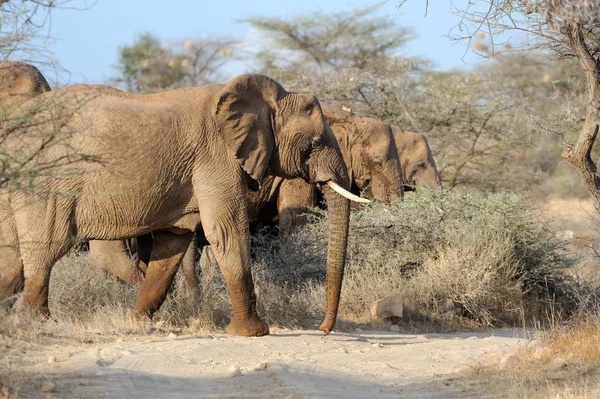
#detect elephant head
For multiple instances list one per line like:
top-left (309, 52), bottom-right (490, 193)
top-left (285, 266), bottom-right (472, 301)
top-left (0, 61), bottom-right (51, 119)
top-left (321, 104), bottom-right (403, 202)
top-left (390, 125), bottom-right (442, 191)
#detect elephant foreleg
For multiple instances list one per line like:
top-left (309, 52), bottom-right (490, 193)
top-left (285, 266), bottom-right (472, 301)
top-left (198, 201), bottom-right (269, 336)
top-left (133, 231), bottom-right (193, 318)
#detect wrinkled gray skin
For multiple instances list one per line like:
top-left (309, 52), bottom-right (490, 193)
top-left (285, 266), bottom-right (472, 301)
top-left (0, 61), bottom-right (51, 302)
top-left (390, 125), bottom-right (442, 191)
top-left (88, 104), bottom-right (404, 298)
top-left (2, 74), bottom-right (351, 337)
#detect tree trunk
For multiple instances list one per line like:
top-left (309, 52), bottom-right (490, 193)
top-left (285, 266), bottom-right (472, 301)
top-left (562, 105), bottom-right (600, 212)
top-left (562, 23), bottom-right (600, 214)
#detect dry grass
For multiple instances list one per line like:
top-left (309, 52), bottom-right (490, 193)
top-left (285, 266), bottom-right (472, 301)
top-left (0, 252), bottom-right (230, 343)
top-left (455, 314), bottom-right (600, 398)
top-left (519, 314), bottom-right (600, 367)
top-left (1, 189), bottom-right (598, 341)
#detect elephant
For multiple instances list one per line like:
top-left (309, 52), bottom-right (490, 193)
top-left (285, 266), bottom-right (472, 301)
top-left (2, 73), bottom-right (360, 337)
top-left (321, 104), bottom-right (403, 202)
top-left (82, 103), bottom-right (402, 293)
top-left (101, 120), bottom-right (437, 298)
top-left (240, 104), bottom-right (403, 232)
top-left (0, 61), bottom-right (51, 302)
top-left (390, 125), bottom-right (442, 190)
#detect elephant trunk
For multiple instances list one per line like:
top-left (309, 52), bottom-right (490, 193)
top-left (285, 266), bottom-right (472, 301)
top-left (370, 160), bottom-right (403, 202)
top-left (416, 167), bottom-right (442, 190)
top-left (319, 182), bottom-right (350, 336)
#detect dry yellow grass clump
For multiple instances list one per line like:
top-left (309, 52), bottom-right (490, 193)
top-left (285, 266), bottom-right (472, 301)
top-left (457, 314), bottom-right (600, 398)
top-left (526, 314), bottom-right (600, 365)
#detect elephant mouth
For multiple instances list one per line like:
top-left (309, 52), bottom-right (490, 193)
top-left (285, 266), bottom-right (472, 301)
top-left (403, 183), bottom-right (416, 192)
top-left (354, 178), bottom-right (370, 192)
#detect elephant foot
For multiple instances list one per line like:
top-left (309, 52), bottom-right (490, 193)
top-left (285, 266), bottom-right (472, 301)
top-left (227, 314), bottom-right (270, 337)
top-left (319, 317), bottom-right (336, 336)
top-left (17, 300), bottom-right (50, 318)
top-left (133, 307), bottom-right (153, 321)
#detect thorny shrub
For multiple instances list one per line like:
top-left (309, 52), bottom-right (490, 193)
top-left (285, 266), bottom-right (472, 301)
top-left (252, 189), bottom-right (591, 329)
top-left (2, 190), bottom-right (597, 335)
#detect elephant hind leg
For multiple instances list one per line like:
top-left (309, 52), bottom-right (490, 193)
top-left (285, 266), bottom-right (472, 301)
top-left (13, 200), bottom-right (75, 316)
top-left (181, 235), bottom-right (200, 301)
top-left (134, 231), bottom-right (193, 318)
top-left (20, 243), bottom-right (71, 315)
top-left (0, 219), bottom-right (24, 301)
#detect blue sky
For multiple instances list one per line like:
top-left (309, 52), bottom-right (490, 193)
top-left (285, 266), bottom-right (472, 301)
top-left (41, 0), bottom-right (484, 86)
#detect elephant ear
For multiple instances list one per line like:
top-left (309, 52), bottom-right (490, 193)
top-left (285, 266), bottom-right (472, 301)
top-left (215, 74), bottom-right (284, 189)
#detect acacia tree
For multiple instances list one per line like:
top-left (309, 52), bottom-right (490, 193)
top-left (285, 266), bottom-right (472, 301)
top-left (243, 5), bottom-right (425, 124)
top-left (112, 33), bottom-right (237, 93)
top-left (243, 5), bottom-right (415, 76)
top-left (401, 1), bottom-right (600, 208)
top-left (245, 6), bottom-right (565, 191)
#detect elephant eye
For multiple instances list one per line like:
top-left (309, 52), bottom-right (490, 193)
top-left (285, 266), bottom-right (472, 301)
top-left (408, 168), bottom-right (418, 181)
top-left (311, 136), bottom-right (322, 147)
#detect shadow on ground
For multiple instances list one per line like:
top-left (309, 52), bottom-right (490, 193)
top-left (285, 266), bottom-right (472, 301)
top-left (2, 363), bottom-right (467, 399)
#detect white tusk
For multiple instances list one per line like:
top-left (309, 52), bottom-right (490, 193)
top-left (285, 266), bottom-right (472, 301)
top-left (326, 181), bottom-right (371, 203)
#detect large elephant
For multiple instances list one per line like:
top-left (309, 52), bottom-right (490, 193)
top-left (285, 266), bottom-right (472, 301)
top-left (85, 104), bottom-right (402, 291)
top-left (2, 74), bottom-right (357, 336)
top-left (0, 61), bottom-right (51, 301)
top-left (390, 125), bottom-right (442, 190)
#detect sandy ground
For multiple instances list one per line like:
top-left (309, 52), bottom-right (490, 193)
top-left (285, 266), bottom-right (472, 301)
top-left (540, 198), bottom-right (598, 235)
top-left (1, 328), bottom-right (530, 399)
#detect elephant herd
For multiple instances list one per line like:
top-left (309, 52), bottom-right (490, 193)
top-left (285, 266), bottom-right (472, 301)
top-left (0, 60), bottom-right (441, 337)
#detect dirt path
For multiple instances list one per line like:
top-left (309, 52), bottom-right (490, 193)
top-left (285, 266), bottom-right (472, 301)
top-left (1, 328), bottom-right (531, 398)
